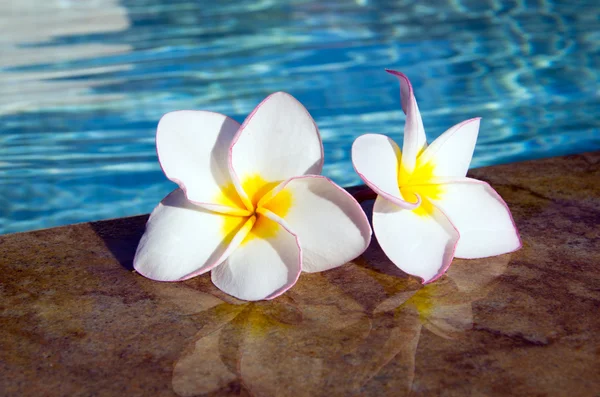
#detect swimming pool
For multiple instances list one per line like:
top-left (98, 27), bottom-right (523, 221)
top-left (1, 0), bottom-right (598, 235)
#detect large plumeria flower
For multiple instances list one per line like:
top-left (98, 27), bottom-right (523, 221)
top-left (352, 70), bottom-right (521, 283)
top-left (134, 92), bottom-right (372, 301)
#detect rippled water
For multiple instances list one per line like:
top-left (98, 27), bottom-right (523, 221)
top-left (1, 0), bottom-right (598, 234)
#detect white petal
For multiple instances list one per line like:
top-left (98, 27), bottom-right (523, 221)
top-left (430, 180), bottom-right (521, 258)
top-left (352, 134), bottom-right (419, 209)
top-left (157, 110), bottom-right (248, 214)
top-left (133, 189), bottom-right (250, 281)
top-left (262, 175), bottom-right (372, 273)
top-left (386, 70), bottom-right (427, 174)
top-left (229, 92), bottom-right (323, 205)
top-left (418, 118), bottom-right (481, 178)
top-left (372, 196), bottom-right (459, 283)
top-left (211, 214), bottom-right (301, 301)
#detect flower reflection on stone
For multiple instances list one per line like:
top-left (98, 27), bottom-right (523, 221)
top-left (150, 248), bottom-right (511, 396)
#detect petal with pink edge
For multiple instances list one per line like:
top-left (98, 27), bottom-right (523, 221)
top-left (229, 92), bottom-right (323, 203)
top-left (372, 195), bottom-right (459, 283)
top-left (157, 110), bottom-right (246, 214)
top-left (133, 189), bottom-right (249, 281)
top-left (263, 175), bottom-right (372, 273)
top-left (211, 214), bottom-right (301, 301)
top-left (429, 179), bottom-right (521, 258)
top-left (386, 70), bottom-right (427, 174)
top-left (352, 134), bottom-right (420, 209)
top-left (418, 118), bottom-right (481, 178)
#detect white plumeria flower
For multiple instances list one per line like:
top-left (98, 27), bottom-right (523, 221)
top-left (352, 70), bottom-right (521, 283)
top-left (134, 92), bottom-right (372, 301)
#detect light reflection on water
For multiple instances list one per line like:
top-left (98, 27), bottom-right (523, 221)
top-left (1, 0), bottom-right (599, 234)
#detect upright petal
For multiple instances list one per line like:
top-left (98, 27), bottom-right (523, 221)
top-left (211, 214), bottom-right (302, 301)
top-left (229, 92), bottom-right (324, 206)
top-left (133, 189), bottom-right (250, 281)
top-left (157, 111), bottom-right (248, 214)
top-left (352, 134), bottom-right (420, 209)
top-left (261, 175), bottom-right (372, 273)
top-left (429, 179), bottom-right (521, 258)
top-left (373, 196), bottom-right (459, 284)
top-left (417, 118), bottom-right (481, 178)
top-left (386, 70), bottom-right (427, 174)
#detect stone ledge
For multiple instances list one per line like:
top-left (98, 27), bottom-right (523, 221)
top-left (1, 152), bottom-right (599, 396)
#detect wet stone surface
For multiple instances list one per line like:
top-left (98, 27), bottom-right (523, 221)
top-left (1, 153), bottom-right (599, 396)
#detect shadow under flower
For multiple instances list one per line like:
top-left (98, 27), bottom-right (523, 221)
top-left (89, 214), bottom-right (149, 271)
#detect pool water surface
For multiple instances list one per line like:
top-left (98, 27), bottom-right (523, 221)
top-left (1, 0), bottom-right (598, 234)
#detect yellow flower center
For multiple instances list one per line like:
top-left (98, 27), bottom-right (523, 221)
top-left (398, 153), bottom-right (444, 217)
top-left (214, 174), bottom-right (293, 245)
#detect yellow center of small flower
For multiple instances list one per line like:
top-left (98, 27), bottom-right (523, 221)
top-left (398, 154), bottom-right (444, 217)
top-left (215, 174), bottom-right (293, 245)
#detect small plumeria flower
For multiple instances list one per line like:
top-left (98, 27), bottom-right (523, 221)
top-left (134, 92), bottom-right (372, 301)
top-left (352, 70), bottom-right (521, 283)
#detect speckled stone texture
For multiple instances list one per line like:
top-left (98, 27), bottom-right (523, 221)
top-left (1, 153), bottom-right (599, 397)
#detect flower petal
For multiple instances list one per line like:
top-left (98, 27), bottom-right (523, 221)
top-left (418, 118), bottom-right (481, 178)
top-left (133, 189), bottom-right (251, 281)
top-left (372, 195), bottom-right (459, 283)
top-left (261, 175), bottom-right (372, 273)
top-left (211, 213), bottom-right (301, 301)
top-left (229, 92), bottom-right (324, 206)
top-left (429, 179), bottom-right (521, 258)
top-left (386, 70), bottom-right (427, 174)
top-left (352, 134), bottom-right (420, 209)
top-left (157, 110), bottom-right (249, 214)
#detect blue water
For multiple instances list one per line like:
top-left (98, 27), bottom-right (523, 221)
top-left (1, 0), bottom-right (598, 235)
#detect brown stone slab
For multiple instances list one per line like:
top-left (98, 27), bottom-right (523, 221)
top-left (1, 152), bottom-right (599, 396)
